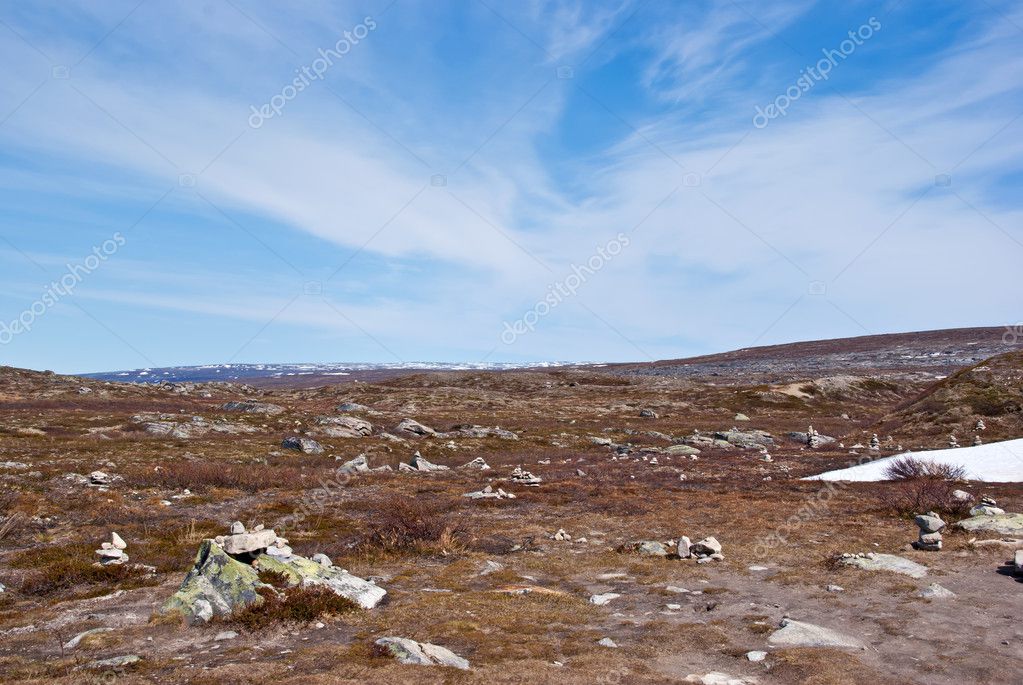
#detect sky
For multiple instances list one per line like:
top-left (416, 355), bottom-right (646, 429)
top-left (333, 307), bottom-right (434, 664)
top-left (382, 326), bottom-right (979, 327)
top-left (0, 0), bottom-right (1021, 374)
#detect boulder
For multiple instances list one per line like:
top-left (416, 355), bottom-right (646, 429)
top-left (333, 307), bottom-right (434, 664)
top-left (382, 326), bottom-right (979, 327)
top-left (316, 415), bottom-right (373, 437)
top-left (254, 553), bottom-right (386, 609)
top-left (918, 583), bottom-right (956, 599)
top-left (639, 409), bottom-right (658, 418)
top-left (450, 425), bottom-right (518, 440)
top-left (337, 454), bottom-right (371, 475)
top-left (915, 513), bottom-right (946, 534)
top-left (1014, 549), bottom-right (1023, 575)
top-left (664, 444), bottom-right (701, 456)
top-left (221, 529), bottom-right (278, 556)
top-left (634, 541), bottom-right (667, 557)
top-left (589, 592), bottom-right (621, 606)
top-left (767, 618), bottom-right (865, 650)
top-left (160, 540), bottom-right (266, 624)
top-left (337, 402), bottom-right (371, 413)
top-left (374, 637), bottom-right (469, 670)
top-left (675, 536), bottom-right (692, 559)
top-left (408, 452), bottom-right (449, 472)
top-left (396, 418), bottom-right (436, 437)
top-left (281, 436), bottom-right (323, 454)
top-left (221, 401), bottom-right (284, 415)
top-left (839, 553), bottom-right (928, 578)
top-left (691, 536), bottom-right (722, 556)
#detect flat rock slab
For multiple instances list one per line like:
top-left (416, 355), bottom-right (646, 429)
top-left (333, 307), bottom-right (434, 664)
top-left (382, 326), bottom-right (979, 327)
top-left (840, 553), bottom-right (928, 578)
top-left (768, 619), bottom-right (866, 650)
top-left (958, 513), bottom-right (1023, 536)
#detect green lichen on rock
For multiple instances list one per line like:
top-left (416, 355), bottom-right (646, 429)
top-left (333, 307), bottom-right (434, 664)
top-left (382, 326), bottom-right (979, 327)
top-left (255, 553), bottom-right (387, 609)
top-left (160, 540), bottom-right (267, 623)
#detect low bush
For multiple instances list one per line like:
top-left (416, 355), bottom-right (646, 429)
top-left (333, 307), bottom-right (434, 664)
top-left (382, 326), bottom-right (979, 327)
top-left (877, 457), bottom-right (970, 517)
top-left (227, 584), bottom-right (358, 631)
top-left (364, 494), bottom-right (468, 553)
top-left (882, 456), bottom-right (965, 481)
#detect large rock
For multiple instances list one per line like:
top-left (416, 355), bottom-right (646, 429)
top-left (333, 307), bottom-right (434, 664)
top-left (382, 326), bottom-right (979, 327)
top-left (915, 513), bottom-right (946, 534)
top-left (254, 553), bottom-right (386, 609)
top-left (222, 401), bottom-right (284, 415)
top-left (396, 418), bottom-right (436, 437)
top-left (316, 416), bottom-right (373, 438)
top-left (715, 429), bottom-right (774, 449)
top-left (839, 553), bottom-right (928, 578)
top-left (282, 436), bottom-right (324, 454)
top-left (160, 540), bottom-right (266, 624)
top-left (337, 454), bottom-right (371, 474)
top-left (460, 456), bottom-right (492, 470)
top-left (408, 452), bottom-right (449, 472)
top-left (375, 637), bottom-right (469, 670)
top-left (160, 538), bottom-right (387, 624)
top-left (221, 529), bottom-right (278, 555)
top-left (450, 425), bottom-right (518, 440)
top-left (664, 444), bottom-right (702, 456)
top-left (768, 618), bottom-right (866, 650)
top-left (958, 513), bottom-right (1023, 536)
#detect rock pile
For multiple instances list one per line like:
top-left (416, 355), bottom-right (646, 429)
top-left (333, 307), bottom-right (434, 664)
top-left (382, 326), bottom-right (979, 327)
top-left (509, 465), bottom-right (542, 486)
top-left (948, 434), bottom-right (959, 448)
top-left (161, 522), bottom-right (386, 624)
top-left (95, 532), bottom-right (128, 566)
top-left (463, 485), bottom-right (515, 500)
top-left (913, 512), bottom-right (945, 551)
top-left (971, 496), bottom-right (1004, 516)
top-left (451, 425), bottom-right (518, 440)
top-left (870, 434), bottom-right (880, 450)
top-left (89, 470), bottom-right (114, 487)
top-left (461, 456), bottom-right (491, 470)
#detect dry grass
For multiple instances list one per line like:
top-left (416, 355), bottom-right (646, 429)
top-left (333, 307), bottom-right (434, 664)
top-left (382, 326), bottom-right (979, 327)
top-left (226, 584), bottom-right (359, 631)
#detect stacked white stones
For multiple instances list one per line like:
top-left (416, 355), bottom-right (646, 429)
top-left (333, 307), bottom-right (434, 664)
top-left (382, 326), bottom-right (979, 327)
top-left (869, 434), bottom-right (881, 451)
top-left (973, 435), bottom-right (983, 446)
top-left (215, 522), bottom-right (291, 558)
top-left (948, 434), bottom-right (959, 448)
top-left (975, 419), bottom-right (986, 431)
top-left (912, 512), bottom-right (945, 551)
top-left (970, 496), bottom-right (1004, 516)
top-left (510, 465), bottom-right (542, 486)
top-left (95, 532), bottom-right (128, 566)
top-left (807, 426), bottom-right (821, 449)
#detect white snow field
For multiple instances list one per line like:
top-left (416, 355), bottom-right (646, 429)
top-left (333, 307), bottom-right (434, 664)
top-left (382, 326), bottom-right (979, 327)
top-left (807, 438), bottom-right (1023, 482)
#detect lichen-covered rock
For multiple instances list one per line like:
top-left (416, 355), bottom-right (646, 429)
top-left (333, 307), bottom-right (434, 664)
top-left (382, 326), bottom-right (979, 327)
top-left (374, 637), bottom-right (469, 669)
top-left (958, 513), bottom-right (1023, 536)
top-left (254, 553), bottom-right (386, 609)
top-left (160, 540), bottom-right (266, 624)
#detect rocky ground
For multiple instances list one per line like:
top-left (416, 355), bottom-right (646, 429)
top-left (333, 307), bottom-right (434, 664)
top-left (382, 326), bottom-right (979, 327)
top-left (1, 329), bottom-right (1022, 684)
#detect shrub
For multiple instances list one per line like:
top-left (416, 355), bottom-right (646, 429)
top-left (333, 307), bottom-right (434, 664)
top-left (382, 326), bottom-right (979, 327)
top-left (127, 460), bottom-right (305, 492)
top-left (227, 585), bottom-right (358, 631)
top-left (877, 457), bottom-right (970, 517)
top-left (882, 456), bottom-right (966, 481)
top-left (364, 495), bottom-right (467, 553)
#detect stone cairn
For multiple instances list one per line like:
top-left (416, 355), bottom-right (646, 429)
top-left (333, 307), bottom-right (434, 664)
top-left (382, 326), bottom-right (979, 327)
top-left (975, 419), bottom-right (986, 431)
top-left (806, 426), bottom-right (821, 449)
top-left (948, 434), bottom-right (959, 449)
top-left (869, 434), bottom-right (881, 451)
top-left (95, 532), bottom-right (128, 566)
top-left (215, 522), bottom-right (293, 559)
top-left (973, 435), bottom-right (983, 446)
top-left (510, 465), bottom-right (542, 486)
top-left (912, 512), bottom-right (945, 551)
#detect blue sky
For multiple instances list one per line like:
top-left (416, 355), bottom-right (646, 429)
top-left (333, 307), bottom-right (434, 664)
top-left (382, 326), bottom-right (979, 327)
top-left (0, 0), bottom-right (1021, 373)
